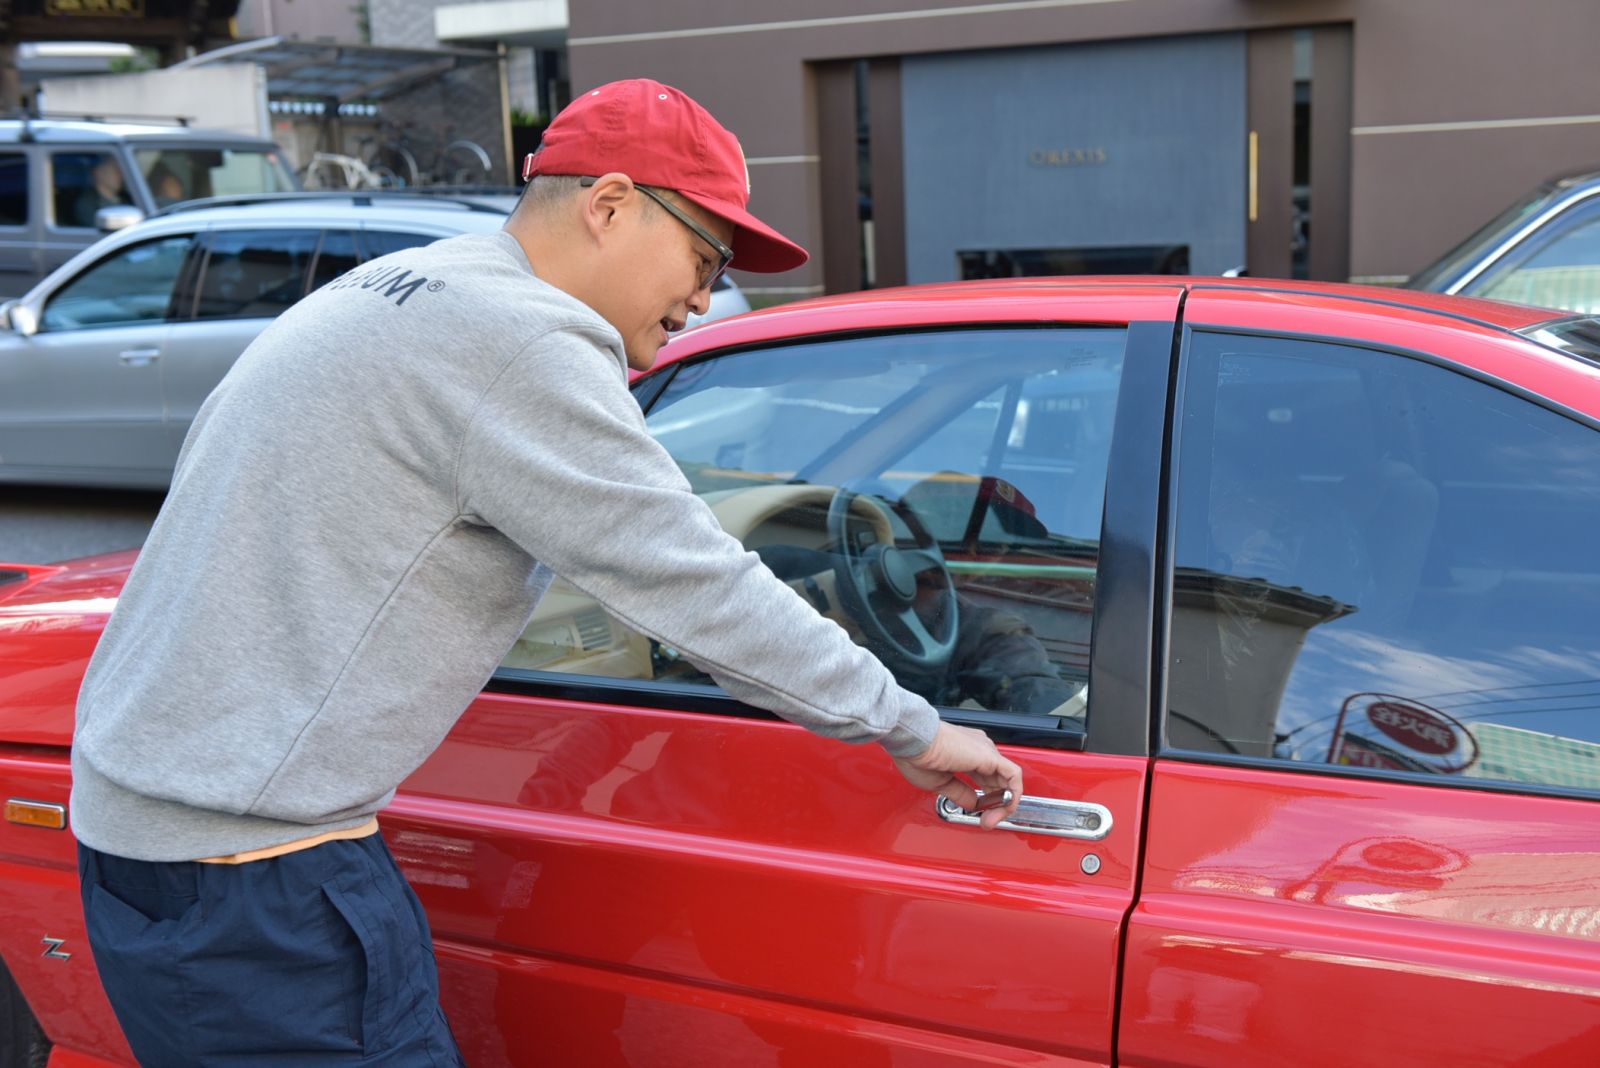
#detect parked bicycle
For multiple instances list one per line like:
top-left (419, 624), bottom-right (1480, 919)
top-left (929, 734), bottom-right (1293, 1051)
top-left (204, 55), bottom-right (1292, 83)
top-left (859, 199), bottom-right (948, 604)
top-left (356, 130), bottom-right (493, 187)
top-left (300, 151), bottom-right (392, 190)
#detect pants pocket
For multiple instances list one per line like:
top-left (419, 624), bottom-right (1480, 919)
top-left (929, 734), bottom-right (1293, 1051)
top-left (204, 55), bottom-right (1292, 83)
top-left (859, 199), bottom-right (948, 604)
top-left (86, 879), bottom-right (198, 935)
top-left (322, 875), bottom-right (431, 1054)
top-left (83, 882), bottom-right (201, 1064)
top-left (322, 881), bottom-right (385, 1047)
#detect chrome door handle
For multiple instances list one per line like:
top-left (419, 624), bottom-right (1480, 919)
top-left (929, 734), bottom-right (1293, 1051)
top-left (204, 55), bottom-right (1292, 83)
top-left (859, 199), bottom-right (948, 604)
top-left (936, 793), bottom-right (1113, 840)
top-left (119, 348), bottom-right (160, 366)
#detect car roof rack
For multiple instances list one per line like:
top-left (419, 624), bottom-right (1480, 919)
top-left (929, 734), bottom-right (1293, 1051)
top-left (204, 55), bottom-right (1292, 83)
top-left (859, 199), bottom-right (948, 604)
top-left (31, 111), bottom-right (194, 126)
top-left (4, 111), bottom-right (196, 141)
top-left (145, 190), bottom-right (517, 219)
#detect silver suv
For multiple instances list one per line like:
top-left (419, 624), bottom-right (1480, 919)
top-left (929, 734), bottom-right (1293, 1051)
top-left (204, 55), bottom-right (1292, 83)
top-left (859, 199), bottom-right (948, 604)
top-left (0, 118), bottom-right (296, 298)
top-left (0, 192), bottom-right (752, 489)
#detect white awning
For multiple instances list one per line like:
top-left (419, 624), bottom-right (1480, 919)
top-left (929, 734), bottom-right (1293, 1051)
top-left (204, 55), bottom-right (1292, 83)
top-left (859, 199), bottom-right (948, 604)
top-left (435, 0), bottom-right (568, 50)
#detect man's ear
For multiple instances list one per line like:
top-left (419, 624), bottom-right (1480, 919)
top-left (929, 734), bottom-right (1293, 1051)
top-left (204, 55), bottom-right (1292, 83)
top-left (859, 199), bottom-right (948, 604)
top-left (580, 173), bottom-right (636, 240)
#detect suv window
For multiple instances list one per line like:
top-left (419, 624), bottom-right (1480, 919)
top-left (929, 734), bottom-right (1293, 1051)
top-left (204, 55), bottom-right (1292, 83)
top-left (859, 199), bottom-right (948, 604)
top-left (499, 328), bottom-right (1126, 729)
top-left (194, 229), bottom-right (320, 320)
top-left (134, 147), bottom-right (295, 205)
top-left (1166, 331), bottom-right (1600, 795)
top-left (39, 235), bottom-right (194, 331)
top-left (50, 151), bottom-right (132, 229)
top-left (0, 151), bottom-right (25, 226)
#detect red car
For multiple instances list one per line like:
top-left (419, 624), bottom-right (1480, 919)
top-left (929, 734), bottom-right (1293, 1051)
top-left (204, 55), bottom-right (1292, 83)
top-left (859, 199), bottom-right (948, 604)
top-left (4, 279), bottom-right (1599, 1067)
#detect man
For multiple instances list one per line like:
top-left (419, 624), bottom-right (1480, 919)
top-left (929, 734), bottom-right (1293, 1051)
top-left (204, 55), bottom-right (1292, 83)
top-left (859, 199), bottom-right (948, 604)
top-left (71, 80), bottom-right (1023, 1065)
top-left (72, 155), bottom-right (128, 226)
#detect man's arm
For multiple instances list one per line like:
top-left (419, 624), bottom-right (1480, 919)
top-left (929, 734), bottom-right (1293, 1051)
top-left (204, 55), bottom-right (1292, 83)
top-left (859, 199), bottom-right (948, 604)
top-left (455, 328), bottom-right (1021, 820)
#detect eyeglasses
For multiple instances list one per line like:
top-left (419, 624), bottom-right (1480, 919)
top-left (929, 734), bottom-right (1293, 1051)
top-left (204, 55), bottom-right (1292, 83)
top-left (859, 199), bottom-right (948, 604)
top-left (580, 176), bottom-right (734, 291)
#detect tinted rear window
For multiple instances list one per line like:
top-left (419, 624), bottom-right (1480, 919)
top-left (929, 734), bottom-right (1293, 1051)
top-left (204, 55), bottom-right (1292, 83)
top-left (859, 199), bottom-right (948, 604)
top-left (0, 152), bottom-right (25, 226)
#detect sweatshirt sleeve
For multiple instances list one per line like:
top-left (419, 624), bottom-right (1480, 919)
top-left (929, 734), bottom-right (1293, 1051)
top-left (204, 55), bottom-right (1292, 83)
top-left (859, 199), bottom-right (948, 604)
top-left (454, 325), bottom-right (941, 757)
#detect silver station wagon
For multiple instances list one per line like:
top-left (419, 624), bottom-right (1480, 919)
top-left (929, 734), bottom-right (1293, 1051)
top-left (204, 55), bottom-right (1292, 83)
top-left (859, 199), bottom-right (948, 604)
top-left (0, 194), bottom-right (506, 489)
top-left (0, 193), bottom-right (753, 489)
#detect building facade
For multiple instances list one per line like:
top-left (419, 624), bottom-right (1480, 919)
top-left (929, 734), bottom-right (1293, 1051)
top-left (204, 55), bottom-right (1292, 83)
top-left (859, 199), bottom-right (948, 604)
top-left (234, 0), bottom-right (363, 44)
top-left (556, 0), bottom-right (1600, 301)
top-left (370, 0), bottom-right (563, 123)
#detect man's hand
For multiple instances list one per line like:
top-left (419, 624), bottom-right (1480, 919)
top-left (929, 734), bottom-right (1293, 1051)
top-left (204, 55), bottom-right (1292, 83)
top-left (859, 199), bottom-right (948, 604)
top-left (893, 722), bottom-right (1023, 829)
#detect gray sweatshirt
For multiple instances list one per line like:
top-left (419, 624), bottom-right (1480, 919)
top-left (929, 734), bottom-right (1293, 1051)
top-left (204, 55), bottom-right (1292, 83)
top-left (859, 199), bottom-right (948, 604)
top-left (70, 229), bottom-right (940, 862)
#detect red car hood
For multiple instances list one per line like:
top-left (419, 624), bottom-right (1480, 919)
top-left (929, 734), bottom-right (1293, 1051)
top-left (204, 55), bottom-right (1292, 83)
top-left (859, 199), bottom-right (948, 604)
top-left (0, 550), bottom-right (135, 748)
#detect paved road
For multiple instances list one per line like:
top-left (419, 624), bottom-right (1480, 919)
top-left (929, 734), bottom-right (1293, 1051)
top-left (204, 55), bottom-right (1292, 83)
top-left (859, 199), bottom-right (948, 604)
top-left (0, 486), bottom-right (163, 565)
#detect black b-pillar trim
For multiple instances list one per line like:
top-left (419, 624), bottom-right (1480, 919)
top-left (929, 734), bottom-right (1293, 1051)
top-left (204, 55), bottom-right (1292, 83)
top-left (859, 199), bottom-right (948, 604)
top-left (1085, 319), bottom-right (1179, 756)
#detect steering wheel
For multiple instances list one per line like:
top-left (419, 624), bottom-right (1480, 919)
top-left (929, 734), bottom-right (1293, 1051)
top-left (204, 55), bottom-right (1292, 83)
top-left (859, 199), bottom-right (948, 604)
top-left (826, 488), bottom-right (960, 675)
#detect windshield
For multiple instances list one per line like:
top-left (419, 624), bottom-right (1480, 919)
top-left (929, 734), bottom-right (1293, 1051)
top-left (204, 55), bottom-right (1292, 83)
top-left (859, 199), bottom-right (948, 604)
top-left (134, 147), bottom-right (296, 206)
top-left (1407, 182), bottom-right (1557, 291)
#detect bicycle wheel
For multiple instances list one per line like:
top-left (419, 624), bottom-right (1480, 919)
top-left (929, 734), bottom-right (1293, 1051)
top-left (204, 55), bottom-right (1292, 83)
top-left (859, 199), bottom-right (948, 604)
top-left (439, 139), bottom-right (492, 186)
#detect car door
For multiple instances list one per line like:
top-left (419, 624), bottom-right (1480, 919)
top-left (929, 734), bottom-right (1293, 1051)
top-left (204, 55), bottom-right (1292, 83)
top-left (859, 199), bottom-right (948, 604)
top-left (1119, 295), bottom-right (1600, 1066)
top-left (0, 232), bottom-right (196, 484)
top-left (157, 227), bottom-right (323, 453)
top-left (391, 297), bottom-right (1181, 1065)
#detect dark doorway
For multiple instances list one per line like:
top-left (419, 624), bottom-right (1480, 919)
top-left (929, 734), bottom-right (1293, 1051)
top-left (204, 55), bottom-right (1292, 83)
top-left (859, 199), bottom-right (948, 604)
top-left (959, 245), bottom-right (1191, 279)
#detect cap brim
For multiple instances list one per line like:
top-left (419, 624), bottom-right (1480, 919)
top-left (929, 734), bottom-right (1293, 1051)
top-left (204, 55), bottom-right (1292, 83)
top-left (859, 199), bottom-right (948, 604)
top-left (678, 192), bottom-right (809, 274)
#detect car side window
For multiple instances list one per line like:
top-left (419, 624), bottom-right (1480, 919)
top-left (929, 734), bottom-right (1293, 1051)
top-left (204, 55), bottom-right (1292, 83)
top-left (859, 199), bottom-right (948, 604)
top-left (310, 230), bottom-right (360, 291)
top-left (50, 151), bottom-right (132, 229)
top-left (360, 230), bottom-right (436, 259)
top-left (134, 147), bottom-right (295, 203)
top-left (1474, 202), bottom-right (1600, 314)
top-left (499, 328), bottom-right (1128, 731)
top-left (1166, 331), bottom-right (1600, 796)
top-left (193, 229), bottom-right (320, 320)
top-left (0, 151), bottom-right (26, 227)
top-left (39, 235), bottom-right (194, 331)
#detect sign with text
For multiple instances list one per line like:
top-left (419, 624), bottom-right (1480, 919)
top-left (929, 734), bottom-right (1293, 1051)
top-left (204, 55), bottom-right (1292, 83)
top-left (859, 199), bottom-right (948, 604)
top-left (1028, 147), bottom-right (1108, 167)
top-left (1329, 693), bottom-right (1479, 774)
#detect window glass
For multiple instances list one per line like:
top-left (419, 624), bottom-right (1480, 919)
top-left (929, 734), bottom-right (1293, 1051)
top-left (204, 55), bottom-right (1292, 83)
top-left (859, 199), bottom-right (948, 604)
top-left (1167, 331), bottom-right (1600, 795)
top-left (1475, 205), bottom-right (1600, 314)
top-left (194, 229), bottom-right (319, 320)
top-left (40, 235), bottom-right (192, 331)
top-left (499, 328), bottom-right (1127, 728)
top-left (51, 151), bottom-right (131, 228)
top-left (361, 230), bottom-right (436, 259)
top-left (0, 152), bottom-right (26, 226)
top-left (310, 230), bottom-right (360, 291)
top-left (133, 147), bottom-right (295, 205)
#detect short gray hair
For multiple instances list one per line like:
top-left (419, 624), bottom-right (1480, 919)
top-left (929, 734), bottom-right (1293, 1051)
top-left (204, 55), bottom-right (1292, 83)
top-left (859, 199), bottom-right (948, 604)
top-left (517, 173), bottom-right (585, 213)
top-left (521, 174), bottom-right (585, 207)
top-left (513, 172), bottom-right (660, 218)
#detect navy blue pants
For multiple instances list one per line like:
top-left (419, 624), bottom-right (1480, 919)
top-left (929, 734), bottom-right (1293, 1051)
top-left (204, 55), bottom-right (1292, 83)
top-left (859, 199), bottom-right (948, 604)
top-left (78, 834), bottom-right (465, 1066)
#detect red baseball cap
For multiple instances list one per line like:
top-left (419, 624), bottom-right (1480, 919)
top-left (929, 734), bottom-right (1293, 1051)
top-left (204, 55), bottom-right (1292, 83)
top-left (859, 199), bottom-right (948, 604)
top-left (523, 79), bottom-right (808, 274)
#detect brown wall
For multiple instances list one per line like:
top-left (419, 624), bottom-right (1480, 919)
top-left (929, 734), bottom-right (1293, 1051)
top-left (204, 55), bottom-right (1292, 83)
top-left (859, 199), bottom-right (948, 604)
top-left (567, 0), bottom-right (1600, 293)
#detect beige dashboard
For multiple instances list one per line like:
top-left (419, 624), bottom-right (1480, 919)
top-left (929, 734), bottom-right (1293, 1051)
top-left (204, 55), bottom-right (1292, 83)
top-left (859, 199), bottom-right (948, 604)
top-left (500, 484), bottom-right (890, 679)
